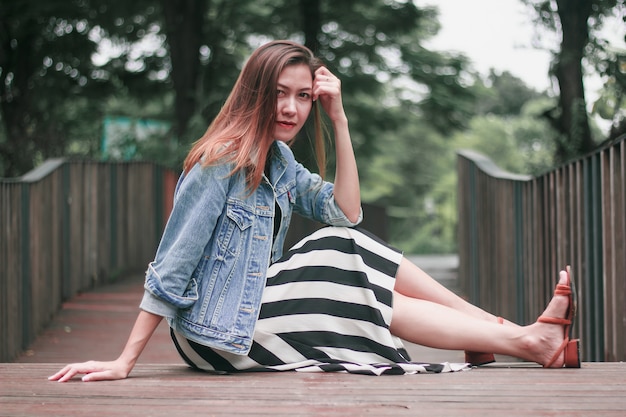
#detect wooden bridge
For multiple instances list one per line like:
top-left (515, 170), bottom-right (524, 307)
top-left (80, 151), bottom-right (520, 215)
top-left (1, 137), bottom-right (625, 415)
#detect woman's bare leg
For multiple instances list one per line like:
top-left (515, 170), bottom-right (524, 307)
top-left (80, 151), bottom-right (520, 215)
top-left (389, 270), bottom-right (571, 367)
top-left (394, 257), bottom-right (514, 326)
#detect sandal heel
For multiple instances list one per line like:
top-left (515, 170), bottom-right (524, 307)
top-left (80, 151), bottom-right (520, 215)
top-left (465, 352), bottom-right (495, 366)
top-left (564, 339), bottom-right (581, 368)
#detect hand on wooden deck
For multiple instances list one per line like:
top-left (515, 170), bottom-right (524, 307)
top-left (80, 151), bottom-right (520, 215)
top-left (48, 359), bottom-right (132, 382)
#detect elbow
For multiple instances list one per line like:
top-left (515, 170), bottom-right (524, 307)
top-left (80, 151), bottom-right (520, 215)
top-left (344, 205), bottom-right (363, 225)
top-left (346, 208), bottom-right (362, 224)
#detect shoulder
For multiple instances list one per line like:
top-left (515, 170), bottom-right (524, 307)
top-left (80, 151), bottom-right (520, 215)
top-left (188, 158), bottom-right (235, 180)
top-left (179, 158), bottom-right (244, 195)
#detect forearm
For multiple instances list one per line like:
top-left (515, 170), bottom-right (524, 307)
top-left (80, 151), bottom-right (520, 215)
top-left (331, 116), bottom-right (361, 223)
top-left (313, 66), bottom-right (361, 222)
top-left (117, 310), bottom-right (163, 372)
top-left (48, 309), bottom-right (164, 382)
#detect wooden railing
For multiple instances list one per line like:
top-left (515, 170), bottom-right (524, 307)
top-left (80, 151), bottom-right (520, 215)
top-left (0, 160), bottom-right (177, 362)
top-left (1, 158), bottom-right (388, 363)
top-left (457, 137), bottom-right (625, 362)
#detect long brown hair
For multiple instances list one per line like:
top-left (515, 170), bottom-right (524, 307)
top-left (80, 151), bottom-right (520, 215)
top-left (183, 40), bottom-right (326, 191)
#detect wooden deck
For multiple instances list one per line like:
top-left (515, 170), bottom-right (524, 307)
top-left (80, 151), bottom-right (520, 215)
top-left (3, 362), bottom-right (625, 416)
top-left (4, 259), bottom-right (626, 416)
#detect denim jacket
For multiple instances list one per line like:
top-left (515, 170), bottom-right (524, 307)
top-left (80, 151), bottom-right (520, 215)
top-left (140, 141), bottom-right (362, 354)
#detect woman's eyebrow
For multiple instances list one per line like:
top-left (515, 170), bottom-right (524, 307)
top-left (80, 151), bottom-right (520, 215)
top-left (277, 83), bottom-right (312, 92)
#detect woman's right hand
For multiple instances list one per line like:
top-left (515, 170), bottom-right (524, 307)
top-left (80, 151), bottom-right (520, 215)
top-left (48, 310), bottom-right (163, 382)
top-left (48, 358), bottom-right (132, 382)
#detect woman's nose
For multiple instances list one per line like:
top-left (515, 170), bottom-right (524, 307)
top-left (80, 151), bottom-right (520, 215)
top-left (281, 96), bottom-right (296, 115)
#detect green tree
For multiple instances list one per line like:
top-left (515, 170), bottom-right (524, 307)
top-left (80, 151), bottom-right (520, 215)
top-left (404, 70), bottom-right (559, 254)
top-left (358, 106), bottom-right (452, 253)
top-left (1, 0), bottom-right (483, 255)
top-left (476, 69), bottom-right (546, 116)
top-left (470, 71), bottom-right (557, 174)
top-left (0, 0), bottom-right (167, 176)
top-left (522, 0), bottom-right (624, 163)
top-left (591, 48), bottom-right (626, 142)
top-left (1, 0), bottom-right (477, 179)
top-left (100, 0), bottom-right (478, 174)
top-left (452, 103), bottom-right (557, 176)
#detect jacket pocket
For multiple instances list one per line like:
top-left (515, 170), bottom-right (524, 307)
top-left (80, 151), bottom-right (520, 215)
top-left (226, 202), bottom-right (255, 231)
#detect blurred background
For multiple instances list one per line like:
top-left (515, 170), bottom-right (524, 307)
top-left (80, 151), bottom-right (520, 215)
top-left (1, 0), bottom-right (624, 254)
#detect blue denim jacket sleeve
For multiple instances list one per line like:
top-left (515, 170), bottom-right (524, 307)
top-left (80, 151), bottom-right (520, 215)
top-left (292, 158), bottom-right (363, 226)
top-left (142, 161), bottom-right (234, 317)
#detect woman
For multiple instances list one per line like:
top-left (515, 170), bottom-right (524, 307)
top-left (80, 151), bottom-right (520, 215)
top-left (49, 40), bottom-right (579, 382)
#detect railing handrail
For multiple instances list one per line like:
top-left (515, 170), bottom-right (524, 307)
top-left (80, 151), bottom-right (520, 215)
top-left (456, 149), bottom-right (532, 181)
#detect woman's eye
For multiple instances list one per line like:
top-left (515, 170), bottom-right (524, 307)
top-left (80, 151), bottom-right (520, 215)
top-left (277, 90), bottom-right (285, 96)
top-left (299, 92), bottom-right (311, 99)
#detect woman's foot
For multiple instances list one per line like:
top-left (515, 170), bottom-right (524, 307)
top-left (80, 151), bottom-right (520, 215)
top-left (526, 269), bottom-right (580, 368)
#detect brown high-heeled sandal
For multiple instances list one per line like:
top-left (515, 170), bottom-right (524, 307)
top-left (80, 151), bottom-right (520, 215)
top-left (538, 265), bottom-right (581, 368)
top-left (465, 316), bottom-right (504, 366)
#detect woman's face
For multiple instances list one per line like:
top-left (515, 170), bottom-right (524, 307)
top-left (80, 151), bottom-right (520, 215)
top-left (274, 64), bottom-right (313, 142)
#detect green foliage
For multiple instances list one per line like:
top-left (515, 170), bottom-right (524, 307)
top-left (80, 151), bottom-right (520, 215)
top-left (520, 0), bottom-right (625, 159)
top-left (452, 108), bottom-right (557, 176)
top-left (368, 72), bottom-right (559, 253)
top-left (476, 70), bottom-right (547, 116)
top-left (0, 0), bottom-right (168, 176)
top-left (0, 0), bottom-right (580, 255)
top-left (591, 49), bottom-right (626, 140)
top-left (356, 103), bottom-right (456, 253)
top-left (1, 0), bottom-right (480, 177)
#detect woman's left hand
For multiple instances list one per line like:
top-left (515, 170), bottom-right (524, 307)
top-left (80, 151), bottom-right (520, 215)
top-left (313, 67), bottom-right (346, 123)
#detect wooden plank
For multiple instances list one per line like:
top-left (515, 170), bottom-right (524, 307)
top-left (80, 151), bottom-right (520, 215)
top-left (2, 363), bottom-right (625, 417)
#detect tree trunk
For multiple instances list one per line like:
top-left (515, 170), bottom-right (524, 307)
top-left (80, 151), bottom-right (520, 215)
top-left (161, 0), bottom-right (207, 139)
top-left (300, 0), bottom-right (321, 53)
top-left (292, 0), bottom-right (322, 171)
top-left (554, 0), bottom-right (595, 162)
top-left (0, 13), bottom-right (38, 177)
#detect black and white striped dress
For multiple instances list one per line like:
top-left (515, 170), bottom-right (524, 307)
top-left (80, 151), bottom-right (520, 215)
top-left (171, 227), bottom-right (467, 375)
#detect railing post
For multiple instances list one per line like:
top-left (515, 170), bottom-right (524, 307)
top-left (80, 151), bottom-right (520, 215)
top-left (467, 163), bottom-right (479, 304)
top-left (61, 163), bottom-right (71, 300)
top-left (513, 182), bottom-right (526, 323)
top-left (110, 163), bottom-right (118, 272)
top-left (20, 182), bottom-right (31, 352)
top-left (584, 155), bottom-right (604, 361)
